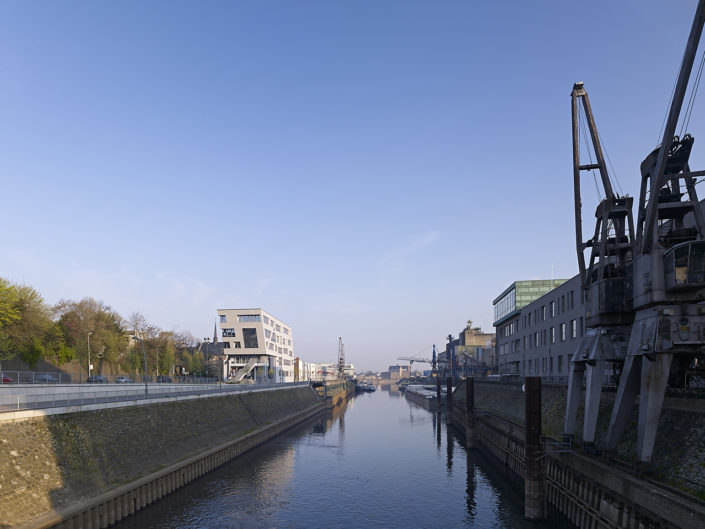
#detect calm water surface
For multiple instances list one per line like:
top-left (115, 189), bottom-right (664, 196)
top-left (114, 387), bottom-right (567, 528)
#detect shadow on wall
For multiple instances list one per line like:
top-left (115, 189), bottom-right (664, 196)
top-left (0, 386), bottom-right (323, 528)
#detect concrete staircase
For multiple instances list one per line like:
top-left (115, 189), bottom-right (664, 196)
top-left (232, 358), bottom-right (259, 382)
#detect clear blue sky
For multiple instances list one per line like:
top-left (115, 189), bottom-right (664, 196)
top-left (1, 1), bottom-right (704, 371)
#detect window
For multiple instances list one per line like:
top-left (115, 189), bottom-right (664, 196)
top-left (283, 328), bottom-right (289, 335)
top-left (558, 355), bottom-right (563, 373)
top-left (265, 329), bottom-right (271, 339)
top-left (219, 315), bottom-right (227, 323)
top-left (238, 314), bottom-right (261, 323)
top-left (571, 320), bottom-right (577, 339)
top-left (550, 327), bottom-right (555, 344)
top-left (263, 316), bottom-right (270, 325)
top-left (275, 324), bottom-right (281, 332)
top-left (242, 328), bottom-right (259, 348)
top-left (579, 317), bottom-right (584, 337)
top-left (562, 295), bottom-right (565, 313)
top-left (222, 328), bottom-right (236, 338)
top-left (534, 332), bottom-right (539, 347)
top-left (550, 301), bottom-right (555, 317)
top-left (569, 290), bottom-right (574, 310)
top-left (560, 323), bottom-right (566, 341)
top-left (288, 339), bottom-right (291, 346)
top-left (223, 342), bottom-right (230, 349)
top-left (541, 306), bottom-right (546, 321)
top-left (234, 342), bottom-right (241, 348)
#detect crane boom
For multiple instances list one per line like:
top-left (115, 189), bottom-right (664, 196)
top-left (640, 0), bottom-right (705, 254)
top-left (602, 0), bottom-right (705, 464)
top-left (564, 83), bottom-right (635, 445)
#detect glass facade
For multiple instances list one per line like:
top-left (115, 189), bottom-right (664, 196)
top-left (493, 279), bottom-right (569, 325)
top-left (493, 288), bottom-right (516, 323)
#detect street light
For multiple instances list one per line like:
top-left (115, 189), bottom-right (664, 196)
top-left (132, 336), bottom-right (148, 398)
top-left (203, 337), bottom-right (211, 381)
top-left (87, 331), bottom-right (94, 381)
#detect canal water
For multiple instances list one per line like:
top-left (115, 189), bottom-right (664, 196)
top-left (113, 387), bottom-right (568, 529)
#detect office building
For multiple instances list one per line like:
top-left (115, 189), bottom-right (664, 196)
top-left (493, 276), bottom-right (584, 380)
top-left (217, 308), bottom-right (295, 383)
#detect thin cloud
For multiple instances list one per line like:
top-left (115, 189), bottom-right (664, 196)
top-left (378, 230), bottom-right (440, 276)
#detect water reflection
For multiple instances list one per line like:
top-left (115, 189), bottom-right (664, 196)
top-left (113, 392), bottom-right (566, 529)
top-left (446, 421), bottom-right (454, 474)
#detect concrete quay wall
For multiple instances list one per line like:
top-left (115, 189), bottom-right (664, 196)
top-left (451, 379), bottom-right (705, 529)
top-left (0, 385), bottom-right (324, 529)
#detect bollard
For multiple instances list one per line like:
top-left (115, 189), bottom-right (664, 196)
top-left (465, 377), bottom-right (475, 449)
top-left (436, 377), bottom-right (441, 411)
top-left (446, 377), bottom-right (453, 425)
top-left (524, 377), bottom-right (544, 521)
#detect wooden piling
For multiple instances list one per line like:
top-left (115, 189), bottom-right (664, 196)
top-left (524, 377), bottom-right (544, 521)
top-left (465, 377), bottom-right (475, 449)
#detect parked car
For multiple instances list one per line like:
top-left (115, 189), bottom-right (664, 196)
top-left (156, 375), bottom-right (172, 383)
top-left (87, 375), bottom-right (108, 384)
top-left (1, 373), bottom-right (15, 384)
top-left (115, 376), bottom-right (133, 384)
top-left (33, 373), bottom-right (60, 384)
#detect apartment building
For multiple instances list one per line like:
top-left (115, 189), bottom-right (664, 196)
top-left (493, 276), bottom-right (584, 380)
top-left (217, 308), bottom-right (295, 383)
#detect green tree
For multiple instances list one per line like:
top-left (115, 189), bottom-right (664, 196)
top-left (0, 282), bottom-right (54, 369)
top-left (55, 297), bottom-right (128, 375)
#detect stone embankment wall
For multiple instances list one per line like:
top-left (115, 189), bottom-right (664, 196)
top-left (453, 380), bottom-right (705, 497)
top-left (0, 386), bottom-right (322, 528)
top-left (452, 379), bottom-right (705, 528)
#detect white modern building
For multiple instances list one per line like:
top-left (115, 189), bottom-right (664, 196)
top-left (217, 308), bottom-right (295, 383)
top-left (309, 363), bottom-right (355, 381)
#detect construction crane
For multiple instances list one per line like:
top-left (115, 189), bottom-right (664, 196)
top-left (564, 82), bottom-right (635, 446)
top-left (337, 337), bottom-right (345, 379)
top-left (397, 356), bottom-right (434, 378)
top-left (565, 0), bottom-right (705, 465)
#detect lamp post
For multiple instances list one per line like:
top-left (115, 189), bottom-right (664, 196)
top-left (87, 331), bottom-right (94, 381)
top-left (132, 336), bottom-right (148, 398)
top-left (203, 337), bottom-right (211, 381)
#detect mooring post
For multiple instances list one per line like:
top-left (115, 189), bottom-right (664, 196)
top-left (436, 377), bottom-right (441, 411)
top-left (524, 376), bottom-right (544, 521)
top-left (465, 376), bottom-right (475, 449)
top-left (446, 376), bottom-right (453, 425)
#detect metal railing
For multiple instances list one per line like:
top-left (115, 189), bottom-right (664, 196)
top-left (0, 381), bottom-right (311, 413)
top-left (0, 371), bottom-right (73, 384)
top-left (0, 371), bottom-right (222, 385)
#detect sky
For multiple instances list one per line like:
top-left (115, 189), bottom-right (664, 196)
top-left (1, 0), bottom-right (705, 372)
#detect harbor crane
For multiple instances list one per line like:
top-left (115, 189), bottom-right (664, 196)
top-left (565, 0), bottom-right (705, 464)
top-left (338, 337), bottom-right (346, 379)
top-left (564, 82), bottom-right (635, 446)
top-left (397, 356), bottom-right (434, 378)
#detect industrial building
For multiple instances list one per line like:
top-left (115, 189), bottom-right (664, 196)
top-left (493, 277), bottom-right (584, 380)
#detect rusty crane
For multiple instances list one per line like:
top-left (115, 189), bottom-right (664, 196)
top-left (565, 0), bottom-right (705, 464)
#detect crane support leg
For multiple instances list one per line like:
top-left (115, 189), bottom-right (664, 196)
top-left (583, 359), bottom-right (605, 443)
top-left (605, 354), bottom-right (642, 451)
top-left (564, 360), bottom-right (584, 436)
top-left (637, 353), bottom-right (673, 463)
